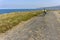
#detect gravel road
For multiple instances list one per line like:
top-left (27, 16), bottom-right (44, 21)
top-left (0, 11), bottom-right (60, 40)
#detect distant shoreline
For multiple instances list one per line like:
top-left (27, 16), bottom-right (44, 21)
top-left (0, 9), bottom-right (40, 14)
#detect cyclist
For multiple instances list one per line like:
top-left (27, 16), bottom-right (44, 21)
top-left (43, 8), bottom-right (46, 14)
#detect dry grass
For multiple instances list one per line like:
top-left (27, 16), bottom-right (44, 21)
top-left (0, 11), bottom-right (43, 33)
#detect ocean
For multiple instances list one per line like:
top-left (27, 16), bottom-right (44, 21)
top-left (0, 9), bottom-right (36, 14)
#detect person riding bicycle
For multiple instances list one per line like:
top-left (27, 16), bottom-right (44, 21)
top-left (43, 8), bottom-right (46, 14)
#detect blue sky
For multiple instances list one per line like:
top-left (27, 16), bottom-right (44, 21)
top-left (0, 0), bottom-right (60, 9)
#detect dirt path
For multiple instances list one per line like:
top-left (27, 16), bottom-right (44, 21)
top-left (0, 11), bottom-right (60, 40)
top-left (44, 12), bottom-right (60, 40)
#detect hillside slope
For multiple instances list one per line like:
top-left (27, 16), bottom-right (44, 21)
top-left (0, 11), bottom-right (42, 33)
top-left (0, 11), bottom-right (60, 40)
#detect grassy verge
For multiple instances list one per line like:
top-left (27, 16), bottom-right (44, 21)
top-left (0, 10), bottom-right (43, 33)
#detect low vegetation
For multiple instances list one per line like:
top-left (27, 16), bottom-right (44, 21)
top-left (0, 10), bottom-right (43, 33)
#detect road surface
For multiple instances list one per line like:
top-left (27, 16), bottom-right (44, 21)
top-left (0, 11), bottom-right (60, 40)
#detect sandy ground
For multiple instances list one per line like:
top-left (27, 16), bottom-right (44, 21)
top-left (0, 11), bottom-right (60, 40)
top-left (53, 11), bottom-right (60, 22)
